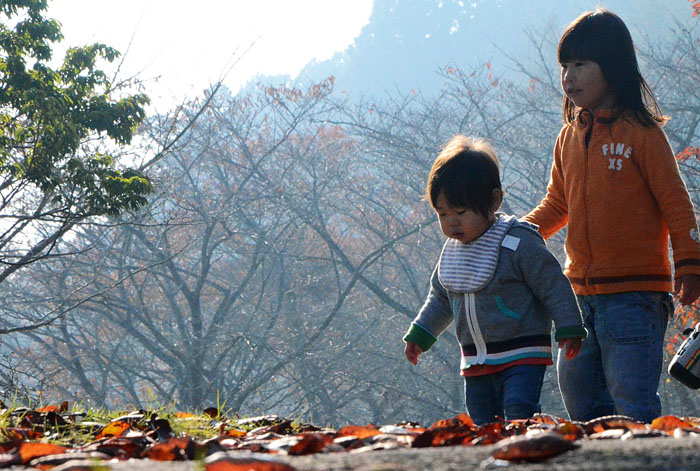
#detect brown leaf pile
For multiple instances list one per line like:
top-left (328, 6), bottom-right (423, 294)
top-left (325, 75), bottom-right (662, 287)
top-left (1, 403), bottom-right (699, 470)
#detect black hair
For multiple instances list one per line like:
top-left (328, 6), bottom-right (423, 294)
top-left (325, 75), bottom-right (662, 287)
top-left (426, 135), bottom-right (501, 218)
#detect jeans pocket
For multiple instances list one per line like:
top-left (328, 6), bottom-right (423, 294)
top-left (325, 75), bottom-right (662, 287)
top-left (601, 292), bottom-right (657, 344)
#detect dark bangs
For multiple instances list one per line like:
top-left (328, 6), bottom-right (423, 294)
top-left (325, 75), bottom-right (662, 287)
top-left (428, 152), bottom-right (500, 218)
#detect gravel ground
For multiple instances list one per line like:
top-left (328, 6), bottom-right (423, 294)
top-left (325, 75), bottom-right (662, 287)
top-left (10, 436), bottom-right (698, 471)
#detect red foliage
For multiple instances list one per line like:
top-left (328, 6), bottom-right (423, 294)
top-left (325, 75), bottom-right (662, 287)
top-left (95, 420), bottom-right (132, 440)
top-left (650, 415), bottom-right (700, 432)
top-left (335, 424), bottom-right (381, 439)
top-left (583, 415), bottom-right (647, 435)
top-left (691, 0), bottom-right (700, 18)
top-left (17, 442), bottom-right (67, 465)
top-left (676, 146), bottom-right (700, 162)
top-left (491, 433), bottom-right (578, 462)
top-left (141, 437), bottom-right (196, 461)
top-left (287, 433), bottom-right (334, 455)
top-left (206, 457), bottom-right (296, 471)
top-left (412, 426), bottom-right (475, 447)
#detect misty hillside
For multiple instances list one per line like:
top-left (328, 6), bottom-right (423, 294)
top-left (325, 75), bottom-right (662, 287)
top-left (287, 0), bottom-right (694, 97)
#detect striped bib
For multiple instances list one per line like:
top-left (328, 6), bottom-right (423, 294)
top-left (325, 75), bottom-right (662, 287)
top-left (437, 214), bottom-right (515, 293)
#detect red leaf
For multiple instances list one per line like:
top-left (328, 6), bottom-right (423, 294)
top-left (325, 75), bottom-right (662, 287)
top-left (583, 415), bottom-right (646, 435)
top-left (176, 412), bottom-right (197, 419)
top-left (206, 456), bottom-right (296, 471)
top-left (650, 415), bottom-right (699, 432)
top-left (87, 436), bottom-right (146, 459)
top-left (336, 425), bottom-right (380, 439)
top-left (287, 433), bottom-right (333, 455)
top-left (95, 420), bottom-right (131, 440)
top-left (141, 437), bottom-right (196, 461)
top-left (428, 413), bottom-right (474, 429)
top-left (556, 422), bottom-right (585, 441)
top-left (472, 422), bottom-right (509, 445)
top-left (221, 427), bottom-right (247, 438)
top-left (491, 432), bottom-right (578, 462)
top-left (526, 413), bottom-right (562, 426)
top-left (17, 442), bottom-right (67, 464)
top-left (412, 426), bottom-right (475, 447)
top-left (4, 428), bottom-right (42, 441)
top-left (36, 401), bottom-right (69, 414)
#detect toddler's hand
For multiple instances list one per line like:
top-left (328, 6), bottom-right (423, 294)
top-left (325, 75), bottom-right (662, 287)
top-left (404, 341), bottom-right (423, 365)
top-left (558, 338), bottom-right (582, 360)
top-left (674, 274), bottom-right (700, 306)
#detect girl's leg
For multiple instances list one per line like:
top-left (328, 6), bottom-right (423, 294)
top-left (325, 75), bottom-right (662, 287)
top-left (464, 374), bottom-right (502, 425)
top-left (558, 295), bottom-right (615, 421)
top-left (501, 364), bottom-right (546, 420)
top-left (595, 291), bottom-right (672, 423)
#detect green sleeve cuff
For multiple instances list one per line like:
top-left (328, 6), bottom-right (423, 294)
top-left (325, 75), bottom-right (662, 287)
top-left (554, 325), bottom-right (588, 341)
top-left (403, 323), bottom-right (437, 352)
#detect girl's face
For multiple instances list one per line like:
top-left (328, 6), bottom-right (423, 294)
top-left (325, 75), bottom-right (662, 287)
top-left (434, 192), bottom-right (496, 244)
top-left (560, 59), bottom-right (616, 114)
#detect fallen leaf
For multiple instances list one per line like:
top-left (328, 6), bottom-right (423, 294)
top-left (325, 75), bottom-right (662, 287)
top-left (17, 442), bottom-right (68, 464)
top-left (4, 428), bottom-right (42, 441)
top-left (429, 413), bottom-right (474, 429)
top-left (95, 420), bottom-right (131, 440)
top-left (527, 413), bottom-right (563, 426)
top-left (650, 415), bottom-right (698, 432)
top-left (205, 451), bottom-right (295, 471)
top-left (83, 436), bottom-right (146, 459)
top-left (221, 428), bottom-right (248, 438)
top-left (336, 425), bottom-right (381, 439)
top-left (287, 433), bottom-right (333, 455)
top-left (176, 412), bottom-right (197, 419)
top-left (583, 415), bottom-right (646, 435)
top-left (491, 432), bottom-right (578, 462)
top-left (141, 437), bottom-right (196, 461)
top-left (472, 422), bottom-right (509, 446)
top-left (27, 451), bottom-right (110, 468)
top-left (411, 426), bottom-right (474, 447)
top-left (556, 422), bottom-right (586, 441)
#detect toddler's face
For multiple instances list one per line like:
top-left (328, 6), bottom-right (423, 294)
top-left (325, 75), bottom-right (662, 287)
top-left (434, 192), bottom-right (494, 244)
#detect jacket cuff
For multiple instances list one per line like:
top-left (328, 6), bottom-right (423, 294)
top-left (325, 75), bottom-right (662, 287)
top-left (554, 325), bottom-right (588, 341)
top-left (403, 323), bottom-right (437, 352)
top-left (674, 257), bottom-right (700, 277)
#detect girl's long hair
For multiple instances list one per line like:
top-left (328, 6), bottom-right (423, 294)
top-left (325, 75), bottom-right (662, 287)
top-left (558, 9), bottom-right (666, 126)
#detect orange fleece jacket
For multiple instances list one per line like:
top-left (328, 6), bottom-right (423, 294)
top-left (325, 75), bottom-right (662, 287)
top-left (524, 109), bottom-right (700, 295)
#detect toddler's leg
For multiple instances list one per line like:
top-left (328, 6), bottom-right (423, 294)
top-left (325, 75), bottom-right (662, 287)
top-left (501, 364), bottom-right (545, 420)
top-left (558, 295), bottom-right (615, 421)
top-left (464, 374), bottom-right (502, 425)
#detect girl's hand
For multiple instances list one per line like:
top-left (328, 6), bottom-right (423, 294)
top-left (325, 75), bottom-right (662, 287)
top-left (674, 274), bottom-right (700, 306)
top-left (558, 338), bottom-right (582, 360)
top-left (404, 341), bottom-right (423, 365)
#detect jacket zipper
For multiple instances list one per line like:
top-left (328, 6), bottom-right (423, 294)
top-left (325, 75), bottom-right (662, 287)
top-left (582, 121), bottom-right (594, 292)
top-left (465, 293), bottom-right (487, 364)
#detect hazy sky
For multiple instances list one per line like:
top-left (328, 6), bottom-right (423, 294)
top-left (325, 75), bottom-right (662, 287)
top-left (46, 0), bottom-right (374, 110)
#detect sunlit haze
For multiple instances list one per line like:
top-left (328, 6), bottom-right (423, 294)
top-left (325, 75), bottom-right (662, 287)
top-left (47, 0), bottom-right (373, 110)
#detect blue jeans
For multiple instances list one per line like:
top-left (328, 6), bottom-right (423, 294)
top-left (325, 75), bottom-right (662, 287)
top-left (558, 291), bottom-right (672, 423)
top-left (464, 364), bottom-right (545, 425)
